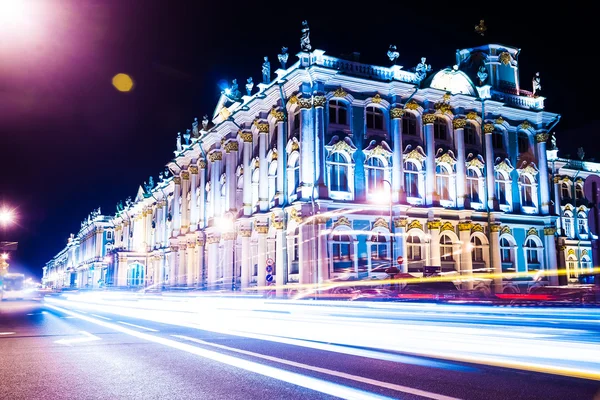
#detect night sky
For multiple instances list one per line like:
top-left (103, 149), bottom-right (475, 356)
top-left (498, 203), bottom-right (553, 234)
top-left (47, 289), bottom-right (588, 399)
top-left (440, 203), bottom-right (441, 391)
top-left (0, 1), bottom-right (595, 279)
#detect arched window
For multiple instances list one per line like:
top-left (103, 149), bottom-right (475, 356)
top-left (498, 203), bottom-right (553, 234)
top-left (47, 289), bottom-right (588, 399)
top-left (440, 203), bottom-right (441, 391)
top-left (581, 256), bottom-right (592, 271)
top-left (370, 233), bottom-right (389, 269)
top-left (436, 165), bottom-right (451, 201)
top-left (471, 236), bottom-right (485, 262)
top-left (434, 118), bottom-right (448, 141)
top-left (287, 154), bottom-right (300, 197)
top-left (578, 212), bottom-right (588, 235)
top-left (563, 210), bottom-right (573, 238)
top-left (524, 238), bottom-right (541, 271)
top-left (329, 100), bottom-right (348, 125)
top-left (331, 232), bottom-right (352, 272)
top-left (561, 182), bottom-right (571, 200)
top-left (268, 161), bottom-right (277, 202)
top-left (328, 152), bottom-right (349, 192)
top-left (466, 168), bottom-right (481, 203)
top-left (366, 106), bottom-right (384, 131)
top-left (402, 113), bottom-right (417, 136)
top-left (407, 235), bottom-right (421, 260)
top-left (576, 183), bottom-right (584, 200)
top-left (292, 109), bottom-right (301, 133)
top-left (366, 157), bottom-right (386, 195)
top-left (500, 237), bottom-right (515, 272)
top-left (440, 235), bottom-right (454, 262)
top-left (464, 123), bottom-right (477, 145)
top-left (492, 129), bottom-right (504, 150)
top-left (251, 168), bottom-right (260, 208)
top-left (495, 171), bottom-right (509, 205)
top-left (290, 227), bottom-right (299, 274)
top-left (518, 132), bottom-right (529, 154)
top-left (404, 161), bottom-right (420, 198)
top-left (519, 174), bottom-right (534, 207)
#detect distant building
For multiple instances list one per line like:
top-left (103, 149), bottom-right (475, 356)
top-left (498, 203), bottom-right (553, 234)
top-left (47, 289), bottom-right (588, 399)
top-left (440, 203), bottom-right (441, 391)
top-left (43, 41), bottom-right (598, 294)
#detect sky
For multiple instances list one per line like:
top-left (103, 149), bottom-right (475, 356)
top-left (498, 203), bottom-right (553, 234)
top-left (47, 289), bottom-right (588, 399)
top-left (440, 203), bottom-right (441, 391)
top-left (0, 1), bottom-right (596, 279)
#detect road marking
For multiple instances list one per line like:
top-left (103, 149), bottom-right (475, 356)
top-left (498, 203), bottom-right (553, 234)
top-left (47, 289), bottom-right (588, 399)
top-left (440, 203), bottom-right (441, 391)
top-left (60, 316), bottom-right (76, 319)
top-left (54, 331), bottom-right (101, 346)
top-left (118, 321), bottom-right (158, 332)
top-left (0, 332), bottom-right (16, 335)
top-left (44, 303), bottom-right (394, 400)
top-left (173, 335), bottom-right (461, 400)
top-left (90, 314), bottom-right (111, 320)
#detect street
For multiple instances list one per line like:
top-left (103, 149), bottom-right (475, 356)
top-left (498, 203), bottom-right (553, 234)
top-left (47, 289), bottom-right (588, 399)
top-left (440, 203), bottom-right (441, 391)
top-left (1, 296), bottom-right (599, 400)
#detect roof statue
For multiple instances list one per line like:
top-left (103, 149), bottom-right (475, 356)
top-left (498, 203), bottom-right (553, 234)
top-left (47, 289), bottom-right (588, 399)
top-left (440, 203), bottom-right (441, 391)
top-left (183, 129), bottom-right (191, 145)
top-left (262, 56), bottom-right (270, 84)
top-left (125, 196), bottom-right (132, 207)
top-left (415, 57), bottom-right (432, 81)
top-left (300, 20), bottom-right (311, 52)
top-left (164, 167), bottom-right (170, 178)
top-left (475, 20), bottom-right (486, 36)
top-left (387, 44), bottom-right (399, 64)
top-left (202, 115), bottom-right (209, 131)
top-left (148, 176), bottom-right (154, 190)
top-left (532, 72), bottom-right (541, 96)
top-left (578, 147), bottom-right (585, 161)
top-left (278, 46), bottom-right (289, 69)
top-left (192, 117), bottom-right (199, 137)
top-left (223, 79), bottom-right (242, 102)
top-left (245, 77), bottom-right (254, 96)
top-left (550, 132), bottom-right (557, 150)
top-left (477, 65), bottom-right (488, 85)
top-left (176, 131), bottom-right (182, 152)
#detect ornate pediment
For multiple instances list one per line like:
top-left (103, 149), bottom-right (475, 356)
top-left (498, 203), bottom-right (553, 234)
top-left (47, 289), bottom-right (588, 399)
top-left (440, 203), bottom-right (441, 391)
top-left (403, 145), bottom-right (427, 163)
top-left (407, 220), bottom-right (423, 231)
top-left (466, 154), bottom-right (484, 169)
top-left (404, 100), bottom-right (420, 110)
top-left (332, 87), bottom-right (347, 98)
top-left (435, 149), bottom-right (457, 165)
top-left (327, 135), bottom-right (357, 156)
top-left (333, 216), bottom-right (352, 228)
top-left (471, 223), bottom-right (485, 233)
top-left (364, 140), bottom-right (392, 159)
top-left (518, 162), bottom-right (539, 176)
top-left (373, 218), bottom-right (389, 230)
top-left (440, 221), bottom-right (454, 233)
top-left (526, 227), bottom-right (539, 237)
top-left (495, 158), bottom-right (514, 174)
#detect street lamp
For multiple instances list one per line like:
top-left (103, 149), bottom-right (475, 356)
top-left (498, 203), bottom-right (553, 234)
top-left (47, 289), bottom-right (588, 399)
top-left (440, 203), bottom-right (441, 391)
top-left (215, 215), bottom-right (236, 291)
top-left (0, 208), bottom-right (15, 226)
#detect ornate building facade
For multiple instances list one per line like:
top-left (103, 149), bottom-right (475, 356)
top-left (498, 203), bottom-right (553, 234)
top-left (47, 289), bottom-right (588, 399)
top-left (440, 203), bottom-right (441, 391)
top-left (44, 40), bottom-right (598, 294)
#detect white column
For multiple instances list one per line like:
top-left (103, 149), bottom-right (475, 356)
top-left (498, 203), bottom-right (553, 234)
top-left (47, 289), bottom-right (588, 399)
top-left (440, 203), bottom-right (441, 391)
top-left (186, 242), bottom-right (195, 286)
top-left (536, 133), bottom-right (550, 215)
top-left (298, 97), bottom-right (314, 200)
top-left (222, 231), bottom-right (235, 291)
top-left (196, 235), bottom-right (205, 287)
top-left (317, 217), bottom-right (329, 282)
top-left (181, 171), bottom-right (190, 234)
top-left (117, 254), bottom-right (128, 287)
top-left (428, 220), bottom-right (441, 267)
top-left (241, 132), bottom-right (253, 216)
top-left (483, 123), bottom-right (496, 210)
top-left (168, 245), bottom-right (178, 286)
top-left (544, 226), bottom-right (559, 286)
top-left (172, 176), bottom-right (181, 237)
top-left (273, 112), bottom-right (286, 199)
top-left (257, 122), bottom-right (270, 212)
top-left (207, 235), bottom-right (220, 290)
top-left (209, 151), bottom-right (223, 218)
top-left (314, 95), bottom-right (328, 198)
top-left (152, 256), bottom-right (160, 288)
top-left (458, 222), bottom-right (473, 290)
top-left (275, 222), bottom-right (285, 297)
top-left (190, 165), bottom-right (199, 231)
top-left (553, 176), bottom-right (561, 218)
top-left (240, 228), bottom-right (251, 289)
top-left (199, 160), bottom-right (207, 227)
top-left (454, 119), bottom-right (467, 208)
top-left (397, 220), bottom-right (408, 273)
top-left (224, 140), bottom-right (239, 212)
top-left (177, 244), bottom-right (187, 285)
top-left (256, 224), bottom-right (268, 290)
top-left (299, 222), bottom-right (311, 285)
top-left (423, 114), bottom-right (436, 205)
top-left (490, 224), bottom-right (503, 293)
top-left (391, 108), bottom-right (404, 203)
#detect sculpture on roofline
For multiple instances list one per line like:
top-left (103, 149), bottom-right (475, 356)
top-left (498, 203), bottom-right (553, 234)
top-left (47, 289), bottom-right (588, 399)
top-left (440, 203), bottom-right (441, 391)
top-left (477, 65), bottom-right (488, 85)
top-left (262, 56), bottom-right (270, 84)
top-left (202, 115), bottom-right (209, 131)
top-left (183, 129), bottom-right (191, 145)
top-left (148, 176), bottom-right (154, 190)
top-left (532, 72), bottom-right (541, 95)
top-left (550, 132), bottom-right (557, 150)
top-left (387, 45), bottom-right (399, 64)
top-left (278, 46), bottom-right (289, 69)
top-left (475, 19), bottom-right (486, 36)
top-left (245, 77), bottom-right (254, 96)
top-left (192, 117), bottom-right (199, 137)
top-left (176, 132), bottom-right (182, 152)
top-left (578, 147), bottom-right (585, 161)
top-left (223, 79), bottom-right (241, 102)
top-left (300, 20), bottom-right (311, 52)
top-left (415, 57), bottom-right (431, 81)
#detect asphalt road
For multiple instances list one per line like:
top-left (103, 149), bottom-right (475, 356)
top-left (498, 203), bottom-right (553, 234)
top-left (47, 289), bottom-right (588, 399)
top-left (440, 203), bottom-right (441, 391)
top-left (1, 298), bottom-right (599, 400)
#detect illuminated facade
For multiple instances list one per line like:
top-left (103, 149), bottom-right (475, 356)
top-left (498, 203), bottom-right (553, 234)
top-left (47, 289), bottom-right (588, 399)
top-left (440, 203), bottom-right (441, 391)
top-left (44, 42), bottom-right (596, 294)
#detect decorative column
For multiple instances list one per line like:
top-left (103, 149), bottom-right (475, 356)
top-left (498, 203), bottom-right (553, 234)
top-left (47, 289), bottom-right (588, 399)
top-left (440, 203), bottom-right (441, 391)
top-left (209, 151), bottom-right (223, 218)
top-left (168, 244), bottom-right (178, 286)
top-left (423, 113), bottom-right (436, 205)
top-left (153, 255), bottom-right (161, 288)
top-left (256, 122), bottom-right (270, 212)
top-left (553, 176), bottom-right (562, 220)
top-left (241, 131), bottom-right (254, 216)
top-left (483, 123), bottom-right (496, 210)
top-left (314, 95), bottom-right (328, 198)
top-left (273, 216), bottom-right (286, 297)
top-left (298, 97), bottom-right (314, 200)
top-left (222, 230), bottom-right (236, 291)
top-left (427, 220), bottom-right (441, 267)
top-left (544, 227), bottom-right (559, 286)
top-left (271, 110), bottom-right (286, 200)
top-left (298, 216), bottom-right (312, 285)
top-left (199, 160), bottom-right (207, 227)
top-left (117, 254), bottom-right (128, 287)
top-left (186, 241), bottom-right (195, 286)
top-left (394, 218), bottom-right (408, 273)
top-left (224, 140), bottom-right (239, 212)
top-left (390, 108), bottom-right (404, 203)
top-left (181, 171), bottom-right (190, 234)
top-left (240, 227), bottom-right (252, 290)
top-left (172, 176), bottom-right (182, 237)
top-left (256, 223), bottom-right (269, 290)
top-left (206, 235), bottom-right (220, 290)
top-left (155, 202), bottom-right (163, 247)
top-left (317, 215), bottom-right (330, 282)
top-left (536, 132), bottom-right (551, 215)
top-left (453, 118), bottom-right (467, 208)
top-left (458, 221), bottom-right (473, 290)
top-left (177, 243), bottom-right (187, 285)
top-left (196, 235), bottom-right (205, 287)
top-left (189, 165), bottom-right (199, 231)
top-left (489, 223), bottom-right (503, 293)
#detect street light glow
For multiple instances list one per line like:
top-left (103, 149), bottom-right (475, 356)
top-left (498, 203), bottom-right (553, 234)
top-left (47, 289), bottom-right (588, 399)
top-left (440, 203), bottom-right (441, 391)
top-left (214, 216), bottom-right (235, 232)
top-left (1, 253), bottom-right (8, 260)
top-left (0, 208), bottom-right (16, 226)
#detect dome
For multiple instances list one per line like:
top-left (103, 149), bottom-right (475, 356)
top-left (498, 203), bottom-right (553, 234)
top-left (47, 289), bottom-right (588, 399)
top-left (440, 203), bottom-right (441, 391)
top-left (426, 67), bottom-right (478, 96)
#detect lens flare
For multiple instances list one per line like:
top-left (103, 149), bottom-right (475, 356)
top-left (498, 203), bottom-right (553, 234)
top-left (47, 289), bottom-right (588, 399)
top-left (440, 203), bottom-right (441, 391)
top-left (112, 73), bottom-right (134, 92)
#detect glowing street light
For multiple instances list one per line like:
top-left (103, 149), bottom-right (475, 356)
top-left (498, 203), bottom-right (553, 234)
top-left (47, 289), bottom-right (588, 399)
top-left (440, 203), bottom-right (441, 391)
top-left (1, 253), bottom-right (8, 260)
top-left (0, 208), bottom-right (15, 226)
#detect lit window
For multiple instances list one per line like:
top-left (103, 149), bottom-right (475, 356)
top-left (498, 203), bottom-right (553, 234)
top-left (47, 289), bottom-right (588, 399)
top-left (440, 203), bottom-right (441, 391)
top-left (525, 238), bottom-right (540, 270)
top-left (440, 235), bottom-right (454, 262)
top-left (366, 157), bottom-right (386, 195)
top-left (561, 183), bottom-right (571, 199)
top-left (500, 237), bottom-right (514, 272)
top-left (404, 161), bottom-right (420, 198)
top-left (328, 152), bottom-right (349, 192)
top-left (576, 184), bottom-right (584, 200)
top-left (518, 132), bottom-right (529, 153)
top-left (520, 174), bottom-right (534, 207)
top-left (467, 168), bottom-right (480, 203)
top-left (329, 100), bottom-right (348, 125)
top-left (332, 233), bottom-right (352, 272)
top-left (464, 123), bottom-right (477, 145)
top-left (370, 233), bottom-right (389, 269)
top-left (436, 165), bottom-right (450, 201)
top-left (402, 113), bottom-right (417, 136)
top-left (471, 236), bottom-right (484, 262)
top-left (366, 106), bottom-right (384, 130)
top-left (495, 172), bottom-right (508, 205)
top-left (563, 211), bottom-right (573, 238)
top-left (434, 118), bottom-right (447, 140)
top-left (578, 212), bottom-right (588, 234)
top-left (492, 129), bottom-right (504, 150)
top-left (407, 235), bottom-right (421, 260)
